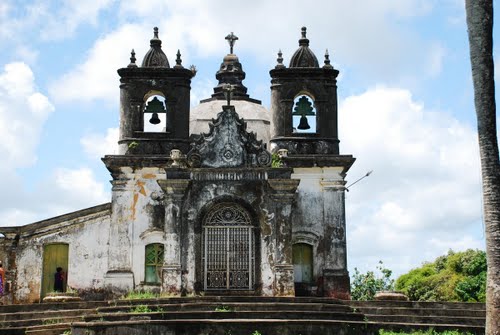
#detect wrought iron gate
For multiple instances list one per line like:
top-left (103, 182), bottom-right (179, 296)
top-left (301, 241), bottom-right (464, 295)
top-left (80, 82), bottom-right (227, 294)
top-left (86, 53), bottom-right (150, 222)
top-left (202, 203), bottom-right (254, 290)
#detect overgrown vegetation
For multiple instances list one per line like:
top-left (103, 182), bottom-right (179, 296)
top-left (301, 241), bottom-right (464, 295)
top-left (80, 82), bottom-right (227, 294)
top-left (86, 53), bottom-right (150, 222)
top-left (123, 290), bottom-right (158, 300)
top-left (130, 304), bottom-right (153, 313)
top-left (351, 261), bottom-right (395, 300)
top-left (215, 305), bottom-right (232, 312)
top-left (379, 330), bottom-right (474, 335)
top-left (271, 153), bottom-right (283, 168)
top-left (395, 249), bottom-right (486, 302)
top-left (351, 249), bottom-right (486, 302)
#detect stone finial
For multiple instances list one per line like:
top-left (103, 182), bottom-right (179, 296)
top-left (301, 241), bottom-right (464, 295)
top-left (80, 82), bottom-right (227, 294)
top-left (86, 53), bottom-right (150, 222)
top-left (223, 83), bottom-right (235, 106)
top-left (289, 26), bottom-right (319, 68)
top-left (142, 27), bottom-right (170, 67)
top-left (128, 49), bottom-right (137, 68)
top-left (323, 49), bottom-right (333, 69)
top-left (299, 26), bottom-right (309, 46)
top-left (175, 49), bottom-right (183, 68)
top-left (275, 49), bottom-right (285, 69)
top-left (225, 32), bottom-right (238, 54)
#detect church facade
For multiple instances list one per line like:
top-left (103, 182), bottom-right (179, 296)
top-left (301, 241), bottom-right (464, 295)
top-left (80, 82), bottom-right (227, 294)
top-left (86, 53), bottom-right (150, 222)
top-left (0, 27), bottom-right (354, 303)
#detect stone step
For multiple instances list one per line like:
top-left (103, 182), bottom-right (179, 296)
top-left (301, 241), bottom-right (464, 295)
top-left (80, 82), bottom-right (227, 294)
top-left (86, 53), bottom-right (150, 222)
top-left (0, 315), bottom-right (80, 328)
top-left (25, 323), bottom-right (71, 335)
top-left (111, 296), bottom-right (346, 306)
top-left (97, 301), bottom-right (354, 314)
top-left (349, 300), bottom-right (486, 311)
top-left (365, 313), bottom-right (485, 326)
top-left (356, 306), bottom-right (485, 317)
top-left (0, 300), bottom-right (107, 314)
top-left (0, 308), bottom-right (94, 322)
top-left (70, 318), bottom-right (486, 335)
top-left (83, 310), bottom-right (365, 322)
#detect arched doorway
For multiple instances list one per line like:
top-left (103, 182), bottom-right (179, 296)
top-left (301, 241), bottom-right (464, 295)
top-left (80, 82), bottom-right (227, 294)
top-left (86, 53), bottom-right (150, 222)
top-left (202, 203), bottom-right (255, 291)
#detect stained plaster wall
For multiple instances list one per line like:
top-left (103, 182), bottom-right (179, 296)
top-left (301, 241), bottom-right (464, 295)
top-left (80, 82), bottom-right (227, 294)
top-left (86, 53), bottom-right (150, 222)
top-left (12, 208), bottom-right (110, 303)
top-left (110, 167), bottom-right (167, 288)
top-left (291, 167), bottom-right (348, 282)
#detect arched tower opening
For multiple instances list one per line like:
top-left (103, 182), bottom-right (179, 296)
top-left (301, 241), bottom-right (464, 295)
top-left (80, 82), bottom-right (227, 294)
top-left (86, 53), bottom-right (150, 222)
top-left (292, 94), bottom-right (316, 133)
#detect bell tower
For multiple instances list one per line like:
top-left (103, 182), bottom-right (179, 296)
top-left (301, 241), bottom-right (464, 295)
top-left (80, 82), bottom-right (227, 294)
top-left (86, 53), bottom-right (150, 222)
top-left (269, 27), bottom-right (339, 155)
top-left (269, 27), bottom-right (355, 299)
top-left (117, 27), bottom-right (195, 155)
top-left (103, 28), bottom-right (195, 294)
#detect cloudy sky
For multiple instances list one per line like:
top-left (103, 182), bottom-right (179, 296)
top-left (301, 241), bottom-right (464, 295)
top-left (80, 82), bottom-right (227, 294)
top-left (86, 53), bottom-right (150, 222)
top-left (0, 0), bottom-right (498, 278)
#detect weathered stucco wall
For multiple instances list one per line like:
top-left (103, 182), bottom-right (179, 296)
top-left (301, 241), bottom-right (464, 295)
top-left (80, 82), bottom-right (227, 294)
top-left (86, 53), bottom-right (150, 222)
top-left (291, 167), bottom-right (348, 292)
top-left (8, 205), bottom-right (111, 303)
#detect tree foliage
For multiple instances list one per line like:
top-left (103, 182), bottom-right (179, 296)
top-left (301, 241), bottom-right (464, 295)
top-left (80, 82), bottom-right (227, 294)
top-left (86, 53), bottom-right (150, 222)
top-left (395, 249), bottom-right (486, 302)
top-left (351, 261), bottom-right (395, 300)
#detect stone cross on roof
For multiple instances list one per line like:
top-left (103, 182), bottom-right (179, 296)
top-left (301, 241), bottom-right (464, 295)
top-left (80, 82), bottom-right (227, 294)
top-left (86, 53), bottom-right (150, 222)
top-left (225, 32), bottom-right (238, 54)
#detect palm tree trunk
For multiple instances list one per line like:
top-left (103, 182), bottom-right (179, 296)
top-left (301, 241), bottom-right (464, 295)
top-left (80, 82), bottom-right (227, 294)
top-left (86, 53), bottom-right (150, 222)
top-left (465, 1), bottom-right (500, 334)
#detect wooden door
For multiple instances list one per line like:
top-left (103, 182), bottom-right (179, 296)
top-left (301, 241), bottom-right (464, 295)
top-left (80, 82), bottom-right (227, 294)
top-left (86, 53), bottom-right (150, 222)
top-left (293, 243), bottom-right (313, 283)
top-left (41, 243), bottom-right (69, 299)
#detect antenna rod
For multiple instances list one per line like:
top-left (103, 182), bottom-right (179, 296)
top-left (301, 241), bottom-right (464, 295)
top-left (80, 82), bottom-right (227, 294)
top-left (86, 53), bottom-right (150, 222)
top-left (346, 170), bottom-right (373, 191)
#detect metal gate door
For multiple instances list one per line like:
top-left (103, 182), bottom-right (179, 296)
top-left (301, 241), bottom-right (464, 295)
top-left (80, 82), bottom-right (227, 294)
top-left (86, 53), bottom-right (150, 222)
top-left (202, 203), bottom-right (254, 290)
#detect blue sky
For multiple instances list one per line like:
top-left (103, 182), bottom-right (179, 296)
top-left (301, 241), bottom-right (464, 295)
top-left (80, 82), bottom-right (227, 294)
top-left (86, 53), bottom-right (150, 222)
top-left (0, 0), bottom-right (498, 277)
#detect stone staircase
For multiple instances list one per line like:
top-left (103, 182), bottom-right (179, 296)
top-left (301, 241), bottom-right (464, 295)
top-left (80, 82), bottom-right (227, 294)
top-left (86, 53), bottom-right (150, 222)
top-left (0, 297), bottom-right (486, 335)
top-left (348, 300), bottom-right (486, 333)
top-left (0, 301), bottom-right (108, 335)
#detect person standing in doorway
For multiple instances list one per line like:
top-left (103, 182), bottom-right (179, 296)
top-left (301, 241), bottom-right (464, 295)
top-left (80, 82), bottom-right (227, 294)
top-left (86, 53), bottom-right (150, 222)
top-left (0, 262), bottom-right (5, 295)
top-left (54, 267), bottom-right (65, 292)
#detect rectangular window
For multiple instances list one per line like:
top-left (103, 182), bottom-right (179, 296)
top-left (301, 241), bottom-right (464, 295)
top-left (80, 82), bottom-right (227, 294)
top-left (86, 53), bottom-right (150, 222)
top-left (145, 243), bottom-right (164, 284)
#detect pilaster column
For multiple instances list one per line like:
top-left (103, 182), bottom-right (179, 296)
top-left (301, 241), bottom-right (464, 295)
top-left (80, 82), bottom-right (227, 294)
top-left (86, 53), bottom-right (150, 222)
top-left (158, 179), bottom-right (190, 294)
top-left (320, 179), bottom-right (350, 299)
top-left (105, 179), bottom-right (135, 293)
top-left (268, 179), bottom-right (300, 296)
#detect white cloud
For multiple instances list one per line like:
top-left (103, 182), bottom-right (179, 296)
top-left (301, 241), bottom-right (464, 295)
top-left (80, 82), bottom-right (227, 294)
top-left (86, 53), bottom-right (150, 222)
top-left (426, 42), bottom-right (447, 77)
top-left (52, 167), bottom-right (109, 204)
top-left (2, 167), bottom-right (110, 227)
top-left (40, 0), bottom-right (115, 40)
top-left (0, 62), bottom-right (110, 227)
top-left (52, 0), bottom-right (442, 103)
top-left (191, 77), bottom-right (217, 106)
top-left (0, 62), bottom-right (54, 167)
top-left (81, 128), bottom-right (119, 159)
top-left (340, 87), bottom-right (484, 276)
top-left (0, 0), bottom-right (115, 41)
top-left (49, 24), bottom-right (151, 103)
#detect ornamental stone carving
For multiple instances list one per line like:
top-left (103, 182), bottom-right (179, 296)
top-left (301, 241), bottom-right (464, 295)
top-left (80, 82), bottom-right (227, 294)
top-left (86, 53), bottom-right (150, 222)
top-left (187, 105), bottom-right (271, 168)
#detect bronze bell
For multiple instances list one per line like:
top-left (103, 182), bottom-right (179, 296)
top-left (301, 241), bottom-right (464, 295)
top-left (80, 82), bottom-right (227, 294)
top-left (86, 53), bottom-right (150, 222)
top-left (149, 113), bottom-right (161, 125)
top-left (297, 115), bottom-right (310, 130)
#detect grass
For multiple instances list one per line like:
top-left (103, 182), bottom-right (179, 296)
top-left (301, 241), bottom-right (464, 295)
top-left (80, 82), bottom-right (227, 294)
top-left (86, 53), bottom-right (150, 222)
top-left (215, 305), bottom-right (232, 312)
top-left (42, 318), bottom-right (63, 325)
top-left (130, 305), bottom-right (153, 313)
top-left (123, 291), bottom-right (158, 300)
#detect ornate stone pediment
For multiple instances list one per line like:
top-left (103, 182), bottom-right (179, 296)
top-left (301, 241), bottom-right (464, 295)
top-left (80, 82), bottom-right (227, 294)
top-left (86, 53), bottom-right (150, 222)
top-left (187, 105), bottom-right (271, 168)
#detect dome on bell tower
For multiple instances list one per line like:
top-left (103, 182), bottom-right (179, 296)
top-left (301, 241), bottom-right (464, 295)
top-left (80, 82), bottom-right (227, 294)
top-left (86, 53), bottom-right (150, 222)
top-left (289, 27), bottom-right (319, 68)
top-left (142, 27), bottom-right (170, 68)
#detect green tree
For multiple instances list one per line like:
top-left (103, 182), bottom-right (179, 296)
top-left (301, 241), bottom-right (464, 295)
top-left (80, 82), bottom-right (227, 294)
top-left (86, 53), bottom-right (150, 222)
top-left (395, 249), bottom-right (486, 302)
top-left (351, 261), bottom-right (394, 300)
top-left (465, 0), bottom-right (500, 333)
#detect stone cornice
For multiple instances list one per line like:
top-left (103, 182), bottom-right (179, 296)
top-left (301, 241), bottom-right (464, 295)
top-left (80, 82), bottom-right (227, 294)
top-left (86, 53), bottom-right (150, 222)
top-left (268, 179), bottom-right (300, 194)
top-left (157, 179), bottom-right (190, 196)
top-left (283, 154), bottom-right (355, 174)
top-left (320, 179), bottom-right (347, 191)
